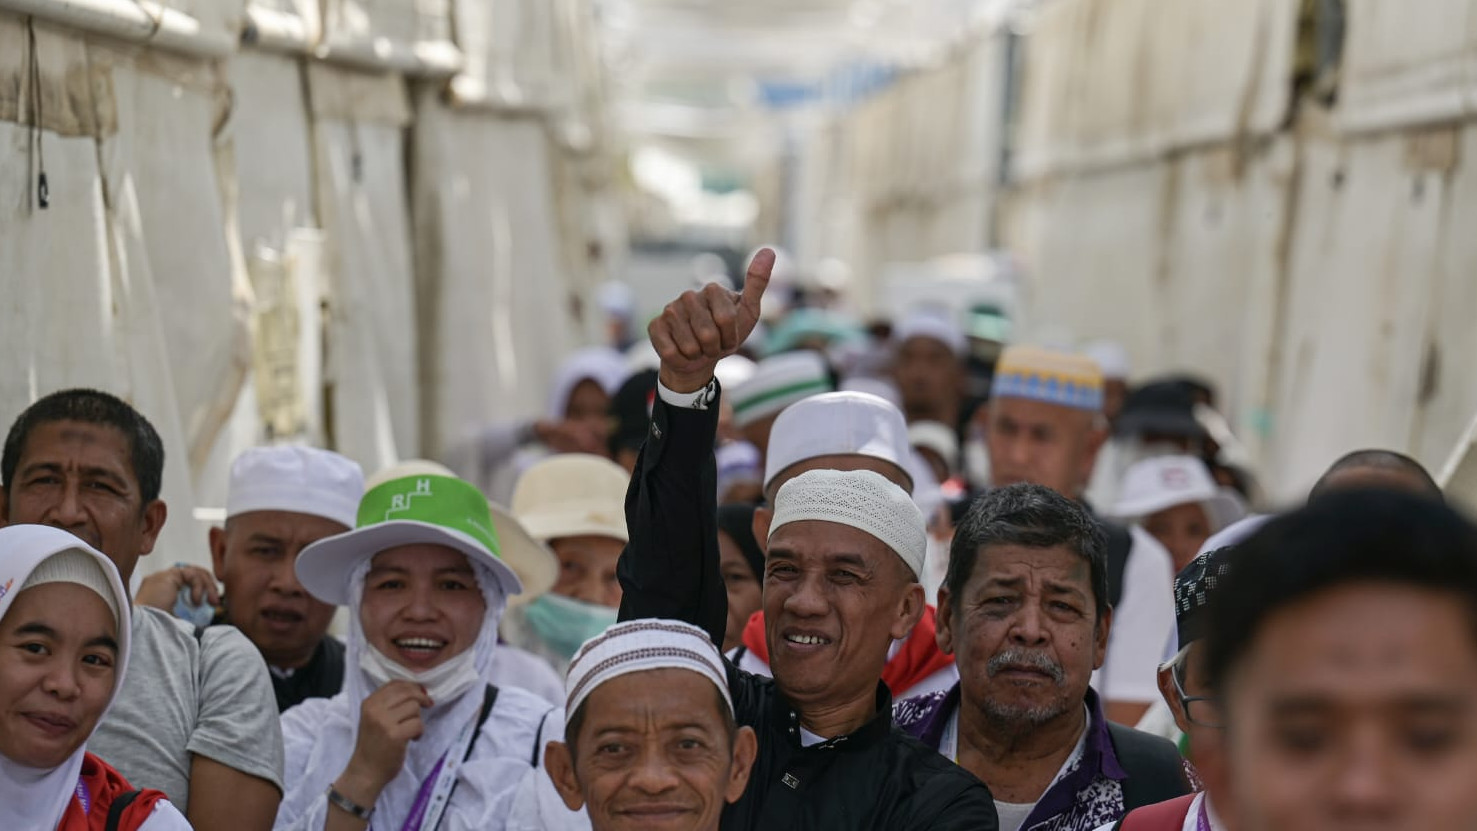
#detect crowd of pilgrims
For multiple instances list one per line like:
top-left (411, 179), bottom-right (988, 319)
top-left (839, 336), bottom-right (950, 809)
top-left (2, 248), bottom-right (1473, 831)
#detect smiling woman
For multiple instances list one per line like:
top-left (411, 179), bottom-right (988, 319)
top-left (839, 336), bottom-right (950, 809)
top-left (0, 524), bottom-right (189, 830)
top-left (272, 473), bottom-right (587, 831)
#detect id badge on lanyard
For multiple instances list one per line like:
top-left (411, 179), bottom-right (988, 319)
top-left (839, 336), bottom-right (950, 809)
top-left (398, 712), bottom-right (480, 831)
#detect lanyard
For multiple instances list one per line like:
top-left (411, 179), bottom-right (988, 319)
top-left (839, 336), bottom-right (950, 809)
top-left (1196, 796), bottom-right (1212, 831)
top-left (397, 705), bottom-right (482, 831)
top-left (75, 777), bottom-right (91, 815)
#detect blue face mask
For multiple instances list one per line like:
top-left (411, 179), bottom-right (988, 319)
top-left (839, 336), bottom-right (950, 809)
top-left (523, 593), bottom-right (619, 660)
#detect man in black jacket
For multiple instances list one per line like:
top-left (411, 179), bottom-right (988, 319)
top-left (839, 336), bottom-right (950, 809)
top-left (619, 249), bottom-right (996, 830)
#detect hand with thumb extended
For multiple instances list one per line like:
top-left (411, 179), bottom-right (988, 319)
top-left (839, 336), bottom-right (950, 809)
top-left (649, 248), bottom-right (774, 393)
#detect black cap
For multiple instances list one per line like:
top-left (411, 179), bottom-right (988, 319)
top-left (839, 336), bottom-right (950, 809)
top-left (608, 369), bottom-right (659, 457)
top-left (1174, 545), bottom-right (1236, 646)
top-left (1115, 380), bottom-right (1207, 441)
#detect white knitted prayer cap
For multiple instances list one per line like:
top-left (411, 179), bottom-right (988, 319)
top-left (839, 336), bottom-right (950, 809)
top-left (564, 619), bottom-right (732, 725)
top-left (770, 469), bottom-right (926, 578)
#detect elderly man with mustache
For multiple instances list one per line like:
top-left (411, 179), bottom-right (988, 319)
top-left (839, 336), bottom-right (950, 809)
top-left (895, 484), bottom-right (1189, 831)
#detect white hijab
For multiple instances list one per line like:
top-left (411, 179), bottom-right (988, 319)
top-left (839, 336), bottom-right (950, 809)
top-left (278, 549), bottom-right (508, 829)
top-left (545, 347), bottom-right (630, 421)
top-left (0, 525), bottom-right (131, 831)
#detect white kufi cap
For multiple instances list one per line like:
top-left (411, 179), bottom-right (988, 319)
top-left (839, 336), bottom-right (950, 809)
top-left (771, 469), bottom-right (926, 577)
top-left (764, 391), bottom-right (913, 494)
top-left (226, 446), bottom-right (364, 528)
top-left (565, 619), bottom-right (732, 725)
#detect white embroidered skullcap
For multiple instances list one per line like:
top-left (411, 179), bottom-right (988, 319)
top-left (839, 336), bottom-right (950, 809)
top-left (226, 446), bottom-right (364, 528)
top-left (565, 619), bottom-right (732, 725)
top-left (763, 391), bottom-right (914, 495)
top-left (771, 469), bottom-right (926, 578)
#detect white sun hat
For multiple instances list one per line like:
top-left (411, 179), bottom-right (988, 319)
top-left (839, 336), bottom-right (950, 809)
top-left (512, 453), bottom-right (630, 544)
top-left (1111, 454), bottom-right (1247, 532)
top-left (296, 472), bottom-right (523, 607)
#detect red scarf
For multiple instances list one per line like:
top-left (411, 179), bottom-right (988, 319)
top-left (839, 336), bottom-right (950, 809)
top-left (56, 753), bottom-right (166, 831)
top-left (740, 605), bottom-right (955, 697)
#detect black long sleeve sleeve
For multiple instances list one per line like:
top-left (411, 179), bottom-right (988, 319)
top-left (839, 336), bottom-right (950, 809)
top-left (616, 390), bottom-right (727, 647)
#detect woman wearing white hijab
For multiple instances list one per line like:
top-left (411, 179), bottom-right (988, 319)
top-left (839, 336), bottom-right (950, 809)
top-left (0, 524), bottom-right (190, 830)
top-left (274, 472), bottom-right (586, 831)
top-left (450, 347), bottom-right (631, 505)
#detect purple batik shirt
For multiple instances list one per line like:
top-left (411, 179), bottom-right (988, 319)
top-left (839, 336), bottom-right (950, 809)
top-left (894, 686), bottom-right (1129, 831)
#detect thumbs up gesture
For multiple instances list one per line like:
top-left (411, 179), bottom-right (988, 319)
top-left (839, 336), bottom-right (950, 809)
top-left (649, 248), bottom-right (774, 393)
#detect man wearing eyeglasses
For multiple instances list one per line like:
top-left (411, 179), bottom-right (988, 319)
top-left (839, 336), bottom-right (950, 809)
top-left (895, 484), bottom-right (1188, 831)
top-left (1098, 546), bottom-right (1234, 830)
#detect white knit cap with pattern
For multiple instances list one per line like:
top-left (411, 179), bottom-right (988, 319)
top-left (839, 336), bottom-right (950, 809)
top-left (21, 548), bottom-right (122, 627)
top-left (564, 619), bottom-right (732, 725)
top-left (770, 468), bottom-right (926, 578)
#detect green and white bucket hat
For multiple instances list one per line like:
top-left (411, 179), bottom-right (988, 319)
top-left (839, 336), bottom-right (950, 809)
top-left (296, 473), bottom-right (523, 606)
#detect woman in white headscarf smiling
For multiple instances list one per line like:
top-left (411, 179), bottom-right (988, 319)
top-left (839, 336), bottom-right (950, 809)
top-left (0, 524), bottom-right (190, 830)
top-left (274, 473), bottom-right (586, 831)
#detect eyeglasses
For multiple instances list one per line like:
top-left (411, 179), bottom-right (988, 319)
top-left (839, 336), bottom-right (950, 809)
top-left (1171, 661), bottom-right (1225, 729)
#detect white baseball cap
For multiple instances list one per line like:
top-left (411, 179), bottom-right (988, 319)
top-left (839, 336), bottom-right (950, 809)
top-left (226, 446), bottom-right (364, 528)
top-left (763, 391), bottom-right (914, 494)
top-left (1111, 455), bottom-right (1246, 532)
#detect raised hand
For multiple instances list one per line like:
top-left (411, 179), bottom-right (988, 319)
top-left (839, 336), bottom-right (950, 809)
top-left (336, 680), bottom-right (434, 802)
top-left (134, 563), bottom-right (221, 611)
top-left (649, 248), bottom-right (774, 393)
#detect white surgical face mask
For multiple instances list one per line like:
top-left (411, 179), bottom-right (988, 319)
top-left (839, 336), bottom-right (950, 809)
top-left (358, 643), bottom-right (482, 704)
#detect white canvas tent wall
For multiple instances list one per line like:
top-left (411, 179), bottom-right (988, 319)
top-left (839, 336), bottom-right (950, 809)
top-left (1, 0), bottom-right (611, 576)
top-left (791, 0), bottom-right (1477, 503)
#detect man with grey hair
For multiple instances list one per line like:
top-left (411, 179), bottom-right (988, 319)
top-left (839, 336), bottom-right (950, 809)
top-left (895, 484), bottom-right (1187, 831)
top-left (619, 250), bottom-right (995, 829)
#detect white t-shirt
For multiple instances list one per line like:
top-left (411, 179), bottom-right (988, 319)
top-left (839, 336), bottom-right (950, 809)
top-left (90, 607), bottom-right (284, 810)
top-left (1093, 526), bottom-right (1176, 704)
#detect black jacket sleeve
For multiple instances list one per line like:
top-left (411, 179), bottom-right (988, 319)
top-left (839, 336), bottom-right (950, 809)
top-left (616, 389), bottom-right (728, 647)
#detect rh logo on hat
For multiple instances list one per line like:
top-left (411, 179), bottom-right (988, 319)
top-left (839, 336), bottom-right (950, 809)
top-left (385, 478), bottom-right (435, 520)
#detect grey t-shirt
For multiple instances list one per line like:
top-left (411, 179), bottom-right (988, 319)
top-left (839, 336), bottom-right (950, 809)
top-left (90, 606), bottom-right (285, 811)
